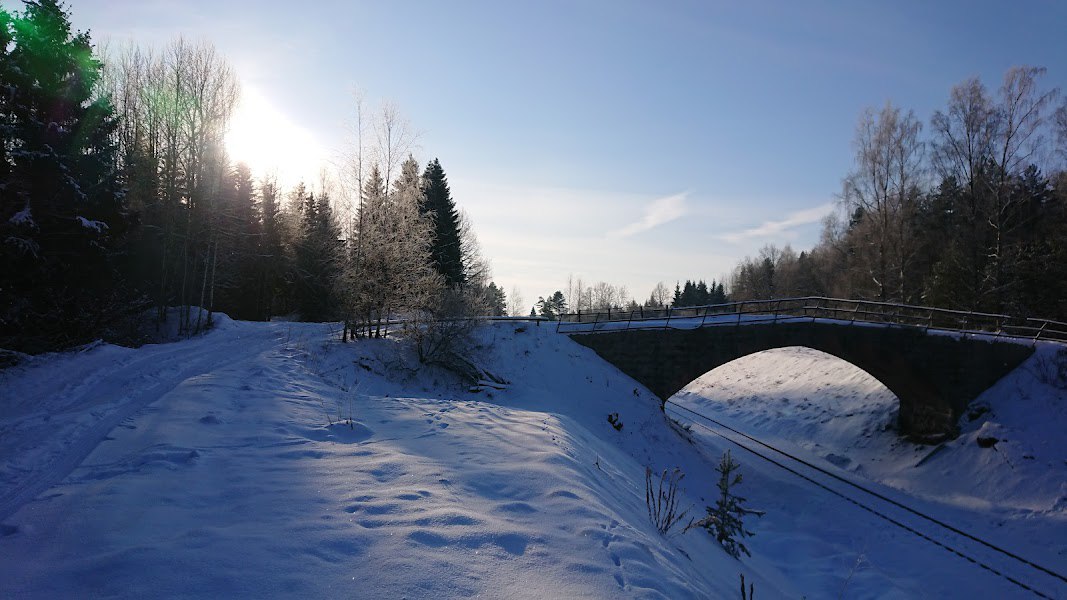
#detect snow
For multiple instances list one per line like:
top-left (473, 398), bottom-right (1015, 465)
top-left (8, 205), bottom-right (34, 227)
top-left (75, 216), bottom-right (108, 232)
top-left (672, 345), bottom-right (1067, 597)
top-left (1, 319), bottom-right (1065, 598)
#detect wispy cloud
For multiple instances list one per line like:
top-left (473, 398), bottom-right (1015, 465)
top-left (719, 202), bottom-right (834, 244)
top-left (608, 192), bottom-right (688, 238)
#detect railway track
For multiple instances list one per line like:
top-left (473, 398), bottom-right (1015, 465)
top-left (664, 399), bottom-right (1067, 599)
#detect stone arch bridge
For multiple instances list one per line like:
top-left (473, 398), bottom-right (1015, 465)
top-left (567, 318), bottom-right (1038, 440)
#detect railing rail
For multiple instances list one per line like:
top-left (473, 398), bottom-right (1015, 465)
top-left (554, 296), bottom-right (1067, 343)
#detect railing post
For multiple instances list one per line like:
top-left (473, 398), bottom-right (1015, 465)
top-left (773, 299), bottom-right (781, 324)
top-left (700, 306), bottom-right (708, 328)
top-left (1034, 321), bottom-right (1047, 341)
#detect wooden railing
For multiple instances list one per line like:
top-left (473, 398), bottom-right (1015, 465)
top-left (554, 296), bottom-right (1067, 343)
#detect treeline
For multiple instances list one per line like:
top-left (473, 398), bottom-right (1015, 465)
top-left (728, 67), bottom-right (1067, 320)
top-left (529, 276), bottom-right (728, 318)
top-left (0, 1), bottom-right (500, 353)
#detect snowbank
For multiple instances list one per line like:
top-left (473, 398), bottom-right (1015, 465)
top-left (1, 321), bottom-right (1063, 598)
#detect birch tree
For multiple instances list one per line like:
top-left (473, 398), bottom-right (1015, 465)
top-left (841, 102), bottom-right (924, 301)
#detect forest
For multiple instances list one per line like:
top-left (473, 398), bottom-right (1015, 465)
top-left (532, 68), bottom-right (1067, 323)
top-left (728, 67), bottom-right (1067, 319)
top-left (0, 1), bottom-right (504, 354)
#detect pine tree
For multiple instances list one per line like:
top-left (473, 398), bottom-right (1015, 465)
top-left (0, 0), bottom-right (128, 351)
top-left (420, 158), bottom-right (464, 286)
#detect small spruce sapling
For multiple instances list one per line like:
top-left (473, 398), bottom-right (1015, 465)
top-left (699, 450), bottom-right (764, 558)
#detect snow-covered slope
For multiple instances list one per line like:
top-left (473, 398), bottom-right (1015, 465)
top-left (1, 321), bottom-right (1064, 598)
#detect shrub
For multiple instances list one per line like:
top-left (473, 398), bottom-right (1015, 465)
top-left (645, 467), bottom-right (691, 535)
top-left (1031, 347), bottom-right (1067, 390)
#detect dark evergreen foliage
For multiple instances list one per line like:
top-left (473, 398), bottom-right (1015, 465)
top-left (671, 279), bottom-right (728, 308)
top-left (420, 158), bottom-right (464, 287)
top-left (255, 177), bottom-right (286, 320)
top-left (536, 291), bottom-right (567, 319)
top-left (702, 450), bottom-right (760, 559)
top-left (0, 0), bottom-right (130, 351)
top-left (484, 282), bottom-right (507, 317)
top-left (293, 185), bottom-right (341, 322)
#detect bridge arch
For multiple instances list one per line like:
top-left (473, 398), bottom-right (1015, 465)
top-left (569, 322), bottom-right (1034, 440)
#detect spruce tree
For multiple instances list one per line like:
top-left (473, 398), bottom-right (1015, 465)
top-left (420, 158), bottom-right (464, 287)
top-left (702, 450), bottom-right (762, 559)
top-left (257, 176), bottom-right (284, 320)
top-left (293, 187), bottom-right (341, 321)
top-left (0, 0), bottom-right (128, 351)
top-left (215, 162), bottom-right (261, 320)
top-left (485, 282), bottom-right (507, 316)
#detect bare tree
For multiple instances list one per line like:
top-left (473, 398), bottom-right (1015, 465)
top-left (101, 38), bottom-right (240, 332)
top-left (841, 102), bottom-right (924, 301)
top-left (983, 67), bottom-right (1059, 309)
top-left (591, 281), bottom-right (622, 310)
top-left (1056, 98), bottom-right (1067, 161)
top-left (507, 285), bottom-right (526, 317)
top-left (647, 281), bottom-right (671, 308)
top-left (375, 102), bottom-right (417, 192)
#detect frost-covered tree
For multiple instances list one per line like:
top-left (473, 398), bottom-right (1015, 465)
top-left (343, 161), bottom-right (440, 338)
top-left (0, 0), bottom-right (128, 351)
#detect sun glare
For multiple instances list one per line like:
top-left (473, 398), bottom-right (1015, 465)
top-left (225, 86), bottom-right (326, 186)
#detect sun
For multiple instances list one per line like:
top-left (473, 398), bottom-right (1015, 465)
top-left (225, 86), bottom-right (326, 186)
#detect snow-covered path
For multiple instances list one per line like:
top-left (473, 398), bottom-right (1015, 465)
top-left (0, 322), bottom-right (735, 598)
top-left (0, 318), bottom-right (286, 522)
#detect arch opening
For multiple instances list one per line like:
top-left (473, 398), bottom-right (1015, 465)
top-left (569, 322), bottom-right (1034, 440)
top-left (670, 346), bottom-right (900, 470)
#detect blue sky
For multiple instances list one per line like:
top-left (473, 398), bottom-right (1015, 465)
top-left (46, 0), bottom-right (1067, 309)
